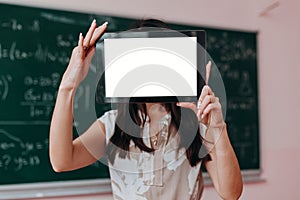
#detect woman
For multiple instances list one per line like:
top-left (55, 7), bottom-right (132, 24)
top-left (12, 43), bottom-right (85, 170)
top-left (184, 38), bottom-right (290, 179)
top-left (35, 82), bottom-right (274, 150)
top-left (49, 19), bottom-right (243, 199)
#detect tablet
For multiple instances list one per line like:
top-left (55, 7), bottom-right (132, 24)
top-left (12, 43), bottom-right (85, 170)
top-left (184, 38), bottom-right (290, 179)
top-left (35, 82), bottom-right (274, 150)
top-left (95, 29), bottom-right (206, 103)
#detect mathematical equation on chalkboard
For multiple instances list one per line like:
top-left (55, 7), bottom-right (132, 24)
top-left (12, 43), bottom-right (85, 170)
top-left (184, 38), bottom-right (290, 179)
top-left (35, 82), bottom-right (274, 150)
top-left (0, 13), bottom-right (93, 120)
top-left (0, 73), bottom-right (92, 119)
top-left (0, 16), bottom-right (80, 65)
top-left (1, 18), bottom-right (40, 32)
top-left (0, 74), bottom-right (12, 101)
top-left (0, 41), bottom-right (72, 65)
top-left (0, 129), bottom-right (46, 171)
top-left (0, 128), bottom-right (101, 172)
top-left (207, 32), bottom-right (256, 62)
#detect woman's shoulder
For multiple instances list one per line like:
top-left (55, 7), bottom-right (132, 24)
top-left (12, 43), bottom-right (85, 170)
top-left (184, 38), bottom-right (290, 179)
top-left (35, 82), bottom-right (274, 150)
top-left (100, 109), bottom-right (117, 117)
top-left (98, 109), bottom-right (118, 124)
top-left (98, 110), bottom-right (118, 139)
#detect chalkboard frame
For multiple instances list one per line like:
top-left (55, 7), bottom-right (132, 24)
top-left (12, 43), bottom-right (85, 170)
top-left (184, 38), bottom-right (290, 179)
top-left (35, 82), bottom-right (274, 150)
top-left (0, 171), bottom-right (263, 199)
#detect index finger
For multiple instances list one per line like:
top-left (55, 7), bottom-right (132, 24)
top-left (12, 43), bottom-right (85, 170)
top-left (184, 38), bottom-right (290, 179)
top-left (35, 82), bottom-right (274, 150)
top-left (83, 19), bottom-right (97, 47)
top-left (90, 22), bottom-right (108, 46)
top-left (206, 61), bottom-right (212, 85)
top-left (198, 85), bottom-right (213, 103)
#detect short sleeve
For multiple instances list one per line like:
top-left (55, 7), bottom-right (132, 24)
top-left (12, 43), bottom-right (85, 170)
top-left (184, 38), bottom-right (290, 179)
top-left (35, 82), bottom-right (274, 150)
top-left (98, 110), bottom-right (118, 143)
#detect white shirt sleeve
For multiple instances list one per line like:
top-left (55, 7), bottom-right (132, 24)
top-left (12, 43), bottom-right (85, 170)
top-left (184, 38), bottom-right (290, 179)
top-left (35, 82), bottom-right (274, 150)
top-left (98, 110), bottom-right (118, 143)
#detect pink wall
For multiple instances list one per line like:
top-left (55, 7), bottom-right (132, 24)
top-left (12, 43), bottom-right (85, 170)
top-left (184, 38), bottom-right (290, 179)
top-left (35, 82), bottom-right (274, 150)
top-left (1, 0), bottom-right (300, 199)
top-left (202, 0), bottom-right (300, 199)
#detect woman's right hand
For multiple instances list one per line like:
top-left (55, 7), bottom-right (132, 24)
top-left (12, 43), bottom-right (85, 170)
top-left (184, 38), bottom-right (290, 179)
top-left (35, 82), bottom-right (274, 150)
top-left (60, 20), bottom-right (107, 90)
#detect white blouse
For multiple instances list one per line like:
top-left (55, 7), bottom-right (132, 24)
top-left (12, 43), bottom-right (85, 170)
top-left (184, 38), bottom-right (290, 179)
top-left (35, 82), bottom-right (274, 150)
top-left (99, 110), bottom-right (204, 200)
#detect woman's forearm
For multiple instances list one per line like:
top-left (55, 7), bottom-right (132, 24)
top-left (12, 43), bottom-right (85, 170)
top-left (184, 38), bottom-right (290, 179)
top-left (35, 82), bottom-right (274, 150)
top-left (49, 21), bottom-right (107, 172)
top-left (206, 125), bottom-right (243, 199)
top-left (49, 86), bottom-right (76, 172)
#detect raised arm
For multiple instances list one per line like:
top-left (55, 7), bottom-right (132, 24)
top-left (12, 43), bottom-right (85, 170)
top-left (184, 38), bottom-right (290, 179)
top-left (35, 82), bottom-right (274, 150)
top-left (177, 61), bottom-right (243, 199)
top-left (198, 85), bottom-right (243, 200)
top-left (49, 20), bottom-right (107, 172)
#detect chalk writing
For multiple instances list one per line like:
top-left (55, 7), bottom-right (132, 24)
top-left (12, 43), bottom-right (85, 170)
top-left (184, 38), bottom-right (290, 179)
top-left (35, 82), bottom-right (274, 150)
top-left (23, 89), bottom-right (56, 102)
top-left (41, 12), bottom-right (76, 25)
top-left (0, 74), bottom-right (12, 101)
top-left (239, 71), bottom-right (253, 96)
top-left (0, 42), bottom-right (70, 64)
top-left (0, 129), bottom-right (48, 171)
top-left (227, 97), bottom-right (255, 110)
top-left (21, 88), bottom-right (56, 118)
top-left (0, 19), bottom-right (22, 31)
top-left (207, 33), bottom-right (256, 62)
top-left (0, 154), bottom-right (41, 171)
top-left (0, 18), bottom-right (40, 32)
top-left (24, 73), bottom-right (60, 88)
top-left (56, 34), bottom-right (77, 48)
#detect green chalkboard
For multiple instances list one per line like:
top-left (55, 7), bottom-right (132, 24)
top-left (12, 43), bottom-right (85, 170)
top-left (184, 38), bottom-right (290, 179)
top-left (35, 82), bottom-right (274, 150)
top-left (0, 3), bottom-right (113, 185)
top-left (0, 3), bottom-right (259, 187)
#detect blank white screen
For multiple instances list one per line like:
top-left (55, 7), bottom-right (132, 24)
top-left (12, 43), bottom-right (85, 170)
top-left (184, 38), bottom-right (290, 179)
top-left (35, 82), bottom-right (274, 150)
top-left (104, 37), bottom-right (197, 98)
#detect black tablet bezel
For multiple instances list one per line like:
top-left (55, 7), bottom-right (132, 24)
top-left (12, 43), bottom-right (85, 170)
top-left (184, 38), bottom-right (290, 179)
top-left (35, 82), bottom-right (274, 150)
top-left (96, 30), bottom-right (206, 103)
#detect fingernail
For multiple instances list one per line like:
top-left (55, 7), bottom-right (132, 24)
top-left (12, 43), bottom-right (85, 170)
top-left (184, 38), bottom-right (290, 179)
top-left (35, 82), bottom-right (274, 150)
top-left (176, 102), bottom-right (180, 106)
top-left (201, 114), bottom-right (205, 119)
top-left (208, 60), bottom-right (211, 65)
top-left (102, 21), bottom-right (108, 26)
top-left (92, 19), bottom-right (96, 25)
top-left (79, 32), bottom-right (82, 39)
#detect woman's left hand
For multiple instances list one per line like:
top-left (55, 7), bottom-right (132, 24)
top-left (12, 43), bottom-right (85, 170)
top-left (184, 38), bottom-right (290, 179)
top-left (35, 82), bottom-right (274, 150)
top-left (179, 62), bottom-right (243, 199)
top-left (177, 61), bottom-right (224, 129)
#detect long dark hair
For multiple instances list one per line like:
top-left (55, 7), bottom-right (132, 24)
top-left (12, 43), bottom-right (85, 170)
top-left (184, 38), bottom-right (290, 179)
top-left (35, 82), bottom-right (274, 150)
top-left (106, 102), bottom-right (210, 167)
top-left (105, 19), bottom-right (210, 167)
